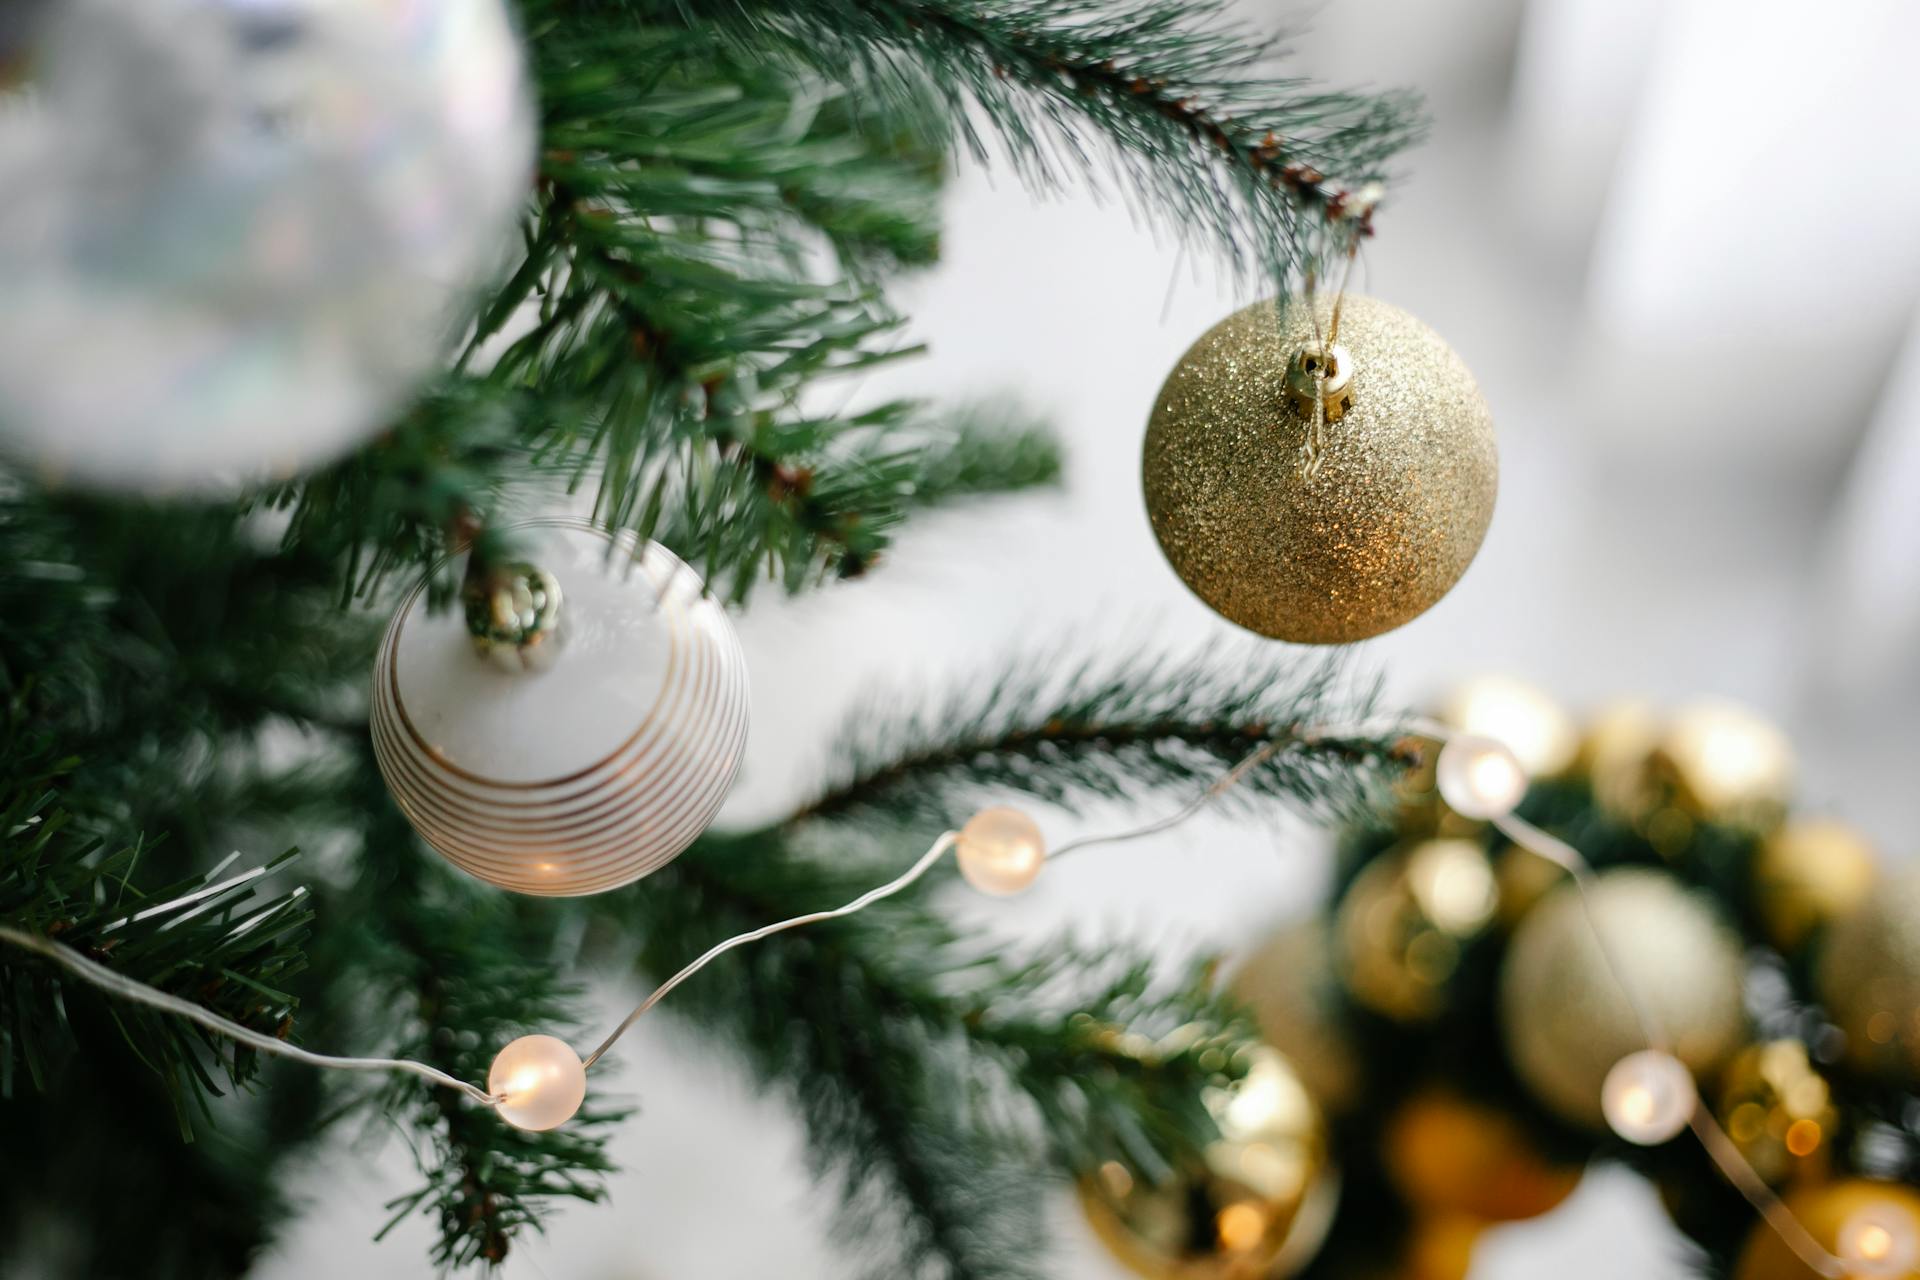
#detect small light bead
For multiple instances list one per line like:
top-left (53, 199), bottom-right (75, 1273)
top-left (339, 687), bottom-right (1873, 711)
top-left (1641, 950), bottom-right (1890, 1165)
top-left (489, 1034), bottom-right (587, 1131)
top-left (956, 807), bottom-right (1046, 896)
top-left (1435, 734), bottom-right (1529, 820)
top-left (1601, 1049), bottom-right (1696, 1145)
top-left (1838, 1202), bottom-right (1920, 1278)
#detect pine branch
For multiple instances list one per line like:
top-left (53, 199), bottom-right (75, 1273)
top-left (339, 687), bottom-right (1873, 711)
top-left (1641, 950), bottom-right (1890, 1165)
top-left (0, 6), bottom-right (1432, 1274)
top-left (0, 491), bottom-right (382, 759)
top-left (0, 1045), bottom-right (309, 1280)
top-left (674, 0), bottom-right (1424, 273)
top-left (260, 0), bottom-right (1414, 601)
top-left (597, 828), bottom-right (1041, 1280)
top-left (0, 499), bottom-right (355, 1274)
top-left (579, 649), bottom-right (1403, 1276)
top-left (513, 23), bottom-right (1040, 599)
top-left (647, 399), bottom-right (1063, 588)
top-left (261, 384), bottom-right (547, 608)
top-left (0, 735), bottom-right (311, 1123)
top-left (338, 755), bottom-right (621, 1270)
top-left (591, 828), bottom-right (1253, 1280)
top-left (796, 645), bottom-right (1398, 826)
top-left (262, 23), bottom-right (1063, 603)
top-left (968, 944), bottom-right (1248, 1182)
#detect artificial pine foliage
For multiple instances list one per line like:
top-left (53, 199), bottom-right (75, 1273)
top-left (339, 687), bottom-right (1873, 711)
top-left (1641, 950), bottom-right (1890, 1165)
top-left (0, 0), bottom-right (1419, 1274)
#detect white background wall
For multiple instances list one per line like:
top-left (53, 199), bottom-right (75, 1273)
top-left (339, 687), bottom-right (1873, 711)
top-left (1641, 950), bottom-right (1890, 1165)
top-left (259, 1), bottom-right (1920, 1276)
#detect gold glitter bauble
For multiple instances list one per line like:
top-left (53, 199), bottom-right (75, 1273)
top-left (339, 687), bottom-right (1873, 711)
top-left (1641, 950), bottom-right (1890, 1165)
top-left (1646, 699), bottom-right (1795, 840)
top-left (1733, 1180), bottom-right (1920, 1280)
top-left (1231, 920), bottom-right (1364, 1111)
top-left (1382, 1089), bottom-right (1584, 1223)
top-left (1817, 867), bottom-right (1920, 1083)
top-left (1500, 868), bottom-right (1746, 1129)
top-left (1713, 1040), bottom-right (1837, 1186)
top-left (1336, 840), bottom-right (1498, 1023)
top-left (1753, 820), bottom-right (1878, 955)
top-left (1141, 294), bottom-right (1497, 644)
top-left (1080, 1047), bottom-right (1337, 1280)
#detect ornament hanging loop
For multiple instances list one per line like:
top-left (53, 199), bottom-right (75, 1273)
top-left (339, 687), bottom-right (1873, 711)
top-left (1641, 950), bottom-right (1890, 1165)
top-left (1284, 341), bottom-right (1355, 423)
top-left (1288, 247), bottom-right (1361, 479)
top-left (462, 556), bottom-right (565, 672)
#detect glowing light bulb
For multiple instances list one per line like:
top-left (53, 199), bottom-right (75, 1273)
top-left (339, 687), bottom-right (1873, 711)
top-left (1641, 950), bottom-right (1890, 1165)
top-left (1215, 1202), bottom-right (1268, 1253)
top-left (1838, 1201), bottom-right (1920, 1278)
top-left (1601, 1049), bottom-right (1696, 1145)
top-left (488, 1034), bottom-right (587, 1131)
top-left (955, 807), bottom-right (1046, 896)
top-left (1435, 734), bottom-right (1529, 820)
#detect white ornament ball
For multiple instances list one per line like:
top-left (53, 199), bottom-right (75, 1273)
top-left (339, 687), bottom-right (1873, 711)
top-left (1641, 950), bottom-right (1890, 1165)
top-left (955, 807), bottom-right (1046, 896)
top-left (0, 0), bottom-right (534, 492)
top-left (372, 521), bottom-right (750, 897)
top-left (489, 1034), bottom-right (587, 1132)
top-left (1601, 1049), bottom-right (1697, 1145)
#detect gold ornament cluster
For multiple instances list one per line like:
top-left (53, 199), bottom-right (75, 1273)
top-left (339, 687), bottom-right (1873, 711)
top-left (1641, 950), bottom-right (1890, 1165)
top-left (1084, 673), bottom-right (1920, 1280)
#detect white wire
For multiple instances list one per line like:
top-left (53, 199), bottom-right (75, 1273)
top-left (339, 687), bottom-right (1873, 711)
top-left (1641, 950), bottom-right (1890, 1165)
top-left (580, 831), bottom-right (959, 1068)
top-left (1049, 738), bottom-right (1287, 861)
top-left (0, 715), bottom-right (1872, 1276)
top-left (0, 924), bottom-right (497, 1106)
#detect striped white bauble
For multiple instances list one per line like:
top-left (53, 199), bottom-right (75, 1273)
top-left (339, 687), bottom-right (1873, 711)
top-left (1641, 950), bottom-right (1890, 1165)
top-left (371, 520), bottom-right (749, 896)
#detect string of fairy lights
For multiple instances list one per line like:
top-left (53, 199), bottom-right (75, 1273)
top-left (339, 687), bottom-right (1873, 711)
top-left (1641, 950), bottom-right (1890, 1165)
top-left (2, 721), bottom-right (1912, 1278)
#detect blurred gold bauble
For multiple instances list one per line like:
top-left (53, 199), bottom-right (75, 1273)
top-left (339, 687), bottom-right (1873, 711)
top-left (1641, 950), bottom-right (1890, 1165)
top-left (1141, 294), bottom-right (1497, 644)
top-left (1495, 844), bottom-right (1566, 927)
top-left (1387, 736), bottom-right (1469, 838)
top-left (1579, 700), bottom-right (1663, 824)
top-left (1080, 1047), bottom-right (1337, 1280)
top-left (1733, 1180), bottom-right (1920, 1280)
top-left (1818, 867), bottom-right (1920, 1083)
top-left (1438, 675), bottom-right (1580, 780)
top-left (1336, 840), bottom-right (1498, 1022)
top-left (1646, 700), bottom-right (1795, 839)
top-left (1402, 1215), bottom-right (1483, 1280)
top-left (1500, 868), bottom-right (1746, 1129)
top-left (1231, 921), bottom-right (1363, 1112)
top-left (1753, 820), bottom-right (1878, 954)
top-left (1382, 1089), bottom-right (1584, 1223)
top-left (1393, 676), bottom-right (1575, 838)
top-left (1713, 1040), bottom-right (1837, 1186)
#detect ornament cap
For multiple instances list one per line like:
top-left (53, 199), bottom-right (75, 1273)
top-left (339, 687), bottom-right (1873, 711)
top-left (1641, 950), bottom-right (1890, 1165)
top-left (464, 560), bottom-right (565, 672)
top-left (1284, 342), bottom-right (1355, 421)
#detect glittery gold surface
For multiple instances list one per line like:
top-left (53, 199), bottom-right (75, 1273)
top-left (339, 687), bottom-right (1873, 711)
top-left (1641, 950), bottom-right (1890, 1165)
top-left (1142, 294), bottom-right (1497, 644)
top-left (1817, 868), bottom-right (1920, 1084)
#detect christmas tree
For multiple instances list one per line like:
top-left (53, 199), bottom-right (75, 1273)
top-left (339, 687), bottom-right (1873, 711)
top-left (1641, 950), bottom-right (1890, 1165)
top-left (3, 3), bottom-right (1917, 1280)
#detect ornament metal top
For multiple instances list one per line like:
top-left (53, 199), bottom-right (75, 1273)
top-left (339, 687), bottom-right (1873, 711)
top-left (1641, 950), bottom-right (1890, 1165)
top-left (371, 520), bottom-right (750, 897)
top-left (1142, 294), bottom-right (1497, 644)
